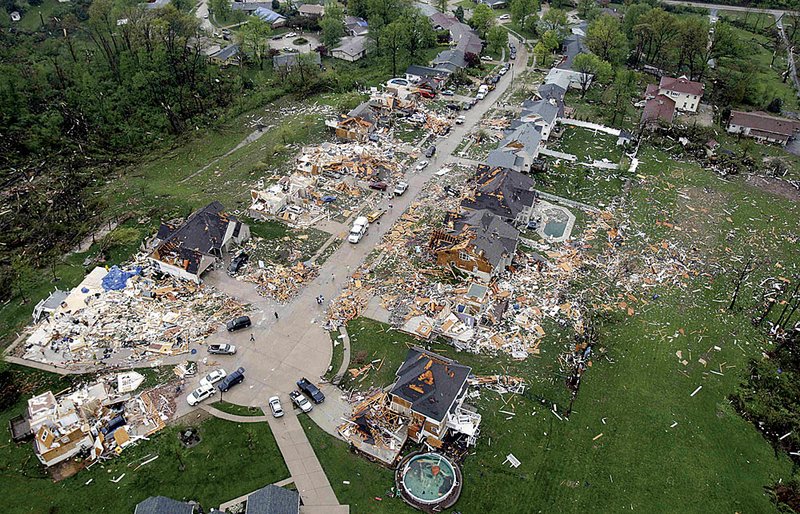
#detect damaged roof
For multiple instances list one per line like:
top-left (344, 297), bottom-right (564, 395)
top-left (460, 165), bottom-right (536, 221)
top-left (451, 209), bottom-right (520, 267)
top-left (390, 347), bottom-right (472, 423)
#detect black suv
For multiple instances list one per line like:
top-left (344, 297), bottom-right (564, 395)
top-left (424, 145), bottom-right (436, 158)
top-left (228, 252), bottom-right (249, 275)
top-left (218, 367), bottom-right (245, 392)
top-left (296, 378), bottom-right (325, 403)
top-left (226, 316), bottom-right (252, 332)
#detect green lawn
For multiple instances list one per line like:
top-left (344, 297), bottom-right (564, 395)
top-left (305, 142), bottom-right (799, 513)
top-left (211, 401), bottom-right (266, 417)
top-left (0, 366), bottom-right (289, 513)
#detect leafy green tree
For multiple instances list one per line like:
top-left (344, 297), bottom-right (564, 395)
top-left (209, 0), bottom-right (230, 21)
top-left (348, 0), bottom-right (369, 18)
top-left (487, 25), bottom-right (507, 56)
top-left (380, 18), bottom-right (410, 76)
top-left (286, 53), bottom-right (323, 95)
top-left (632, 8), bottom-right (677, 68)
top-left (577, 0), bottom-right (598, 21)
top-left (622, 2), bottom-right (650, 39)
top-left (573, 52), bottom-right (612, 97)
top-left (454, 5), bottom-right (464, 22)
top-left (470, 3), bottom-right (494, 39)
top-left (608, 68), bottom-right (636, 126)
top-left (320, 1), bottom-right (346, 48)
top-left (238, 17), bottom-right (272, 69)
top-left (405, 8), bottom-right (436, 60)
top-left (585, 14), bottom-right (627, 63)
top-left (510, 0), bottom-right (538, 35)
top-left (538, 8), bottom-right (567, 42)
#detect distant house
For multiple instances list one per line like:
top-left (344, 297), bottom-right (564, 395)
top-left (331, 35), bottom-right (368, 61)
top-left (433, 48), bottom-right (467, 73)
top-left (245, 485), bottom-right (300, 514)
top-left (641, 94), bottom-right (676, 126)
top-left (344, 15), bottom-right (369, 36)
top-left (460, 165), bottom-right (537, 226)
top-left (149, 201), bottom-right (250, 283)
top-left (430, 209), bottom-right (519, 280)
top-left (134, 496), bottom-right (196, 514)
top-left (209, 44), bottom-right (240, 66)
top-left (727, 110), bottom-right (800, 145)
top-left (273, 51), bottom-right (321, 71)
top-left (298, 3), bottom-right (325, 17)
top-left (388, 347), bottom-right (479, 446)
top-left (478, 0), bottom-right (507, 7)
top-left (652, 75), bottom-right (704, 112)
top-left (253, 6), bottom-right (286, 27)
top-left (557, 22), bottom-right (587, 70)
top-left (544, 68), bottom-right (586, 90)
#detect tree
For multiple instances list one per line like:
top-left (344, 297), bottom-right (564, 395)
top-left (454, 6), bottom-right (465, 22)
top-left (172, 0), bottom-right (192, 12)
top-left (633, 8), bottom-right (677, 68)
top-left (538, 8), bottom-right (568, 42)
top-left (436, 0), bottom-right (447, 13)
top-left (238, 17), bottom-right (272, 69)
top-left (675, 16), bottom-right (709, 79)
top-left (286, 53), bottom-right (323, 95)
top-left (11, 256), bottom-right (36, 304)
top-left (573, 53), bottom-right (612, 97)
top-left (380, 19), bottom-right (409, 77)
top-left (348, 0), bottom-right (368, 19)
top-left (577, 0), bottom-right (598, 22)
top-left (486, 25), bottom-right (508, 56)
top-left (405, 8), bottom-right (436, 61)
top-left (464, 51), bottom-right (480, 67)
top-left (470, 3), bottom-right (494, 39)
top-left (510, 0), bottom-right (538, 35)
top-left (609, 68), bottom-right (636, 125)
top-left (208, 0), bottom-right (230, 21)
top-left (585, 14), bottom-right (627, 63)
top-left (320, 1), bottom-right (345, 48)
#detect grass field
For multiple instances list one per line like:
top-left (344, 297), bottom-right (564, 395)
top-left (210, 401), bottom-right (266, 417)
top-left (0, 366), bottom-right (288, 513)
top-left (303, 141), bottom-right (798, 513)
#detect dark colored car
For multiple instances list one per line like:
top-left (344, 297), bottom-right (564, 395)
top-left (218, 367), bottom-right (245, 392)
top-left (424, 145), bottom-right (436, 158)
top-left (226, 316), bottom-right (252, 332)
top-left (445, 103), bottom-right (460, 111)
top-left (228, 251), bottom-right (249, 275)
top-left (296, 377), bottom-right (325, 403)
top-left (369, 181), bottom-right (388, 191)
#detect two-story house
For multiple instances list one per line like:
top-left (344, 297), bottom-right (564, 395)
top-left (460, 165), bottom-right (537, 226)
top-left (648, 75), bottom-right (704, 112)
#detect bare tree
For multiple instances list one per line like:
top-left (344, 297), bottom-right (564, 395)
top-left (729, 255), bottom-right (756, 310)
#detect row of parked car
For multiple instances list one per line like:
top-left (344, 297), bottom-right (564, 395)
top-left (186, 366), bottom-right (246, 405)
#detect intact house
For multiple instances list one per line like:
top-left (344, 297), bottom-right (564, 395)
top-left (298, 3), bottom-right (325, 17)
top-left (388, 347), bottom-right (481, 447)
top-left (245, 485), bottom-right (300, 514)
top-left (273, 51), bottom-right (321, 71)
top-left (557, 22), bottom-right (588, 71)
top-left (536, 82), bottom-right (567, 104)
top-left (544, 67), bottom-right (587, 91)
top-left (518, 98), bottom-right (563, 141)
top-left (253, 6), bottom-right (286, 27)
top-left (726, 110), bottom-right (800, 145)
top-left (430, 209), bottom-right (520, 281)
top-left (134, 497), bottom-right (196, 514)
top-left (641, 94), bottom-right (676, 127)
top-left (478, 0), bottom-right (508, 8)
top-left (331, 35), bottom-right (369, 62)
top-left (149, 201), bottom-right (250, 283)
top-left (209, 44), bottom-right (240, 66)
top-left (460, 165), bottom-right (537, 226)
top-left (345, 15), bottom-right (369, 36)
top-left (648, 75), bottom-right (704, 112)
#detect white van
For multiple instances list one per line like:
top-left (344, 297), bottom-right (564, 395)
top-left (348, 216), bottom-right (369, 243)
top-left (476, 84), bottom-right (489, 100)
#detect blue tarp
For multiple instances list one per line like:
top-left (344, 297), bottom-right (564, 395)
top-left (101, 265), bottom-right (142, 291)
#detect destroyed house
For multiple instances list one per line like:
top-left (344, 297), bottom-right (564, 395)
top-left (149, 201), bottom-right (250, 282)
top-left (431, 209), bottom-right (519, 280)
top-left (389, 347), bottom-right (479, 446)
top-left (460, 166), bottom-right (536, 226)
top-left (134, 496), bottom-right (196, 514)
top-left (327, 101), bottom-right (377, 141)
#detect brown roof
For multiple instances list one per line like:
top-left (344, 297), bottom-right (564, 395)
top-left (641, 95), bottom-right (675, 124)
top-left (659, 75), bottom-right (704, 96)
top-left (729, 110), bottom-right (800, 137)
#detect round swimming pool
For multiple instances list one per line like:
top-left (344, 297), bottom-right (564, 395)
top-left (400, 453), bottom-right (457, 504)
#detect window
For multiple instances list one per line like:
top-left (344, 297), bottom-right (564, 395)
top-left (458, 251), bottom-right (473, 261)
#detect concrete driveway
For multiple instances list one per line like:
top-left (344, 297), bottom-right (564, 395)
top-left (269, 33), bottom-right (321, 53)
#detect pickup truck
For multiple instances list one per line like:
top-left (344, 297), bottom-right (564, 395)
top-left (297, 378), bottom-right (325, 403)
top-left (207, 344), bottom-right (236, 355)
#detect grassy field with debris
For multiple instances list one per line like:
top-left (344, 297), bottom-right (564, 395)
top-left (308, 142), bottom-right (798, 513)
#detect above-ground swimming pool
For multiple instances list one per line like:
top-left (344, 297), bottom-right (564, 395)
top-left (400, 453), bottom-right (457, 504)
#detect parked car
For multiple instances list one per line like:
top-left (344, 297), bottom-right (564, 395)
top-left (415, 160), bottom-right (429, 171)
top-left (481, 55), bottom-right (493, 61)
top-left (268, 396), bottom-right (284, 418)
top-left (499, 66), bottom-right (509, 76)
top-left (367, 209), bottom-right (386, 223)
top-left (272, 35), bottom-right (283, 40)
top-left (369, 181), bottom-right (388, 191)
top-left (297, 378), bottom-right (325, 403)
top-left (442, 89), bottom-right (455, 96)
top-left (499, 13), bottom-right (510, 20)
top-left (424, 145), bottom-right (436, 157)
top-left (187, 383), bottom-right (216, 406)
top-left (208, 344), bottom-right (236, 355)
top-left (393, 181), bottom-right (409, 196)
top-left (348, 216), bottom-right (369, 243)
top-left (226, 316), bottom-right (251, 332)
top-left (418, 89), bottom-right (435, 99)
top-left (285, 32), bottom-right (298, 38)
top-left (445, 103), bottom-right (460, 111)
top-left (199, 368), bottom-right (227, 388)
top-left (228, 251), bottom-right (249, 275)
top-left (290, 390), bottom-right (313, 412)
top-left (217, 367), bottom-right (245, 392)
top-left (455, 115), bottom-right (466, 125)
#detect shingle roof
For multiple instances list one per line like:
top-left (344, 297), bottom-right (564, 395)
top-left (134, 496), bottom-right (194, 514)
top-left (536, 83), bottom-right (566, 103)
top-left (253, 7), bottom-right (285, 23)
top-left (333, 36), bottom-right (367, 57)
top-left (212, 44), bottom-right (239, 62)
top-left (521, 99), bottom-right (562, 125)
top-left (390, 347), bottom-right (472, 423)
top-left (455, 209), bottom-right (520, 267)
top-left (729, 110), bottom-right (800, 137)
top-left (659, 75), bottom-right (704, 96)
top-left (245, 485), bottom-right (299, 514)
top-left (641, 94), bottom-right (676, 124)
top-left (460, 165), bottom-right (535, 221)
top-left (486, 149), bottom-right (524, 170)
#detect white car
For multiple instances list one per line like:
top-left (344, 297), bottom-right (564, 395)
top-left (481, 55), bottom-right (493, 61)
top-left (393, 181), bottom-right (409, 196)
top-left (348, 215), bottom-right (369, 244)
top-left (499, 14), bottom-right (510, 20)
top-left (415, 160), bottom-right (429, 171)
top-left (187, 384), bottom-right (216, 406)
top-left (290, 390), bottom-right (313, 413)
top-left (455, 115), bottom-right (466, 125)
top-left (498, 67), bottom-right (508, 76)
top-left (285, 32), bottom-right (298, 38)
top-left (268, 396), bottom-right (284, 418)
top-left (199, 368), bottom-right (227, 388)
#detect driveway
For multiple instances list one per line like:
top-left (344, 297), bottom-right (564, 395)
top-left (269, 33), bottom-right (321, 54)
top-left (195, 0), bottom-right (214, 33)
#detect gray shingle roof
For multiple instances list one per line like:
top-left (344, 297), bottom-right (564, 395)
top-left (245, 485), bottom-right (299, 514)
top-left (456, 209), bottom-right (519, 268)
top-left (460, 166), bottom-right (535, 221)
top-left (134, 496), bottom-right (194, 514)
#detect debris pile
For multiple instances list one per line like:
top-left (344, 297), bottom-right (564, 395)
top-left (20, 265), bottom-right (246, 370)
top-left (338, 389), bottom-right (408, 466)
top-left (243, 261), bottom-right (320, 303)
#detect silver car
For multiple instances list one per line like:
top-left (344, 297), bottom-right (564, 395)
top-left (268, 396), bottom-right (284, 418)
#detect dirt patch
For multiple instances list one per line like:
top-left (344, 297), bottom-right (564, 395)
top-left (745, 175), bottom-right (800, 202)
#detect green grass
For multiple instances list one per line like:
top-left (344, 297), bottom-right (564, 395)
top-left (210, 401), bottom-right (266, 417)
top-left (0, 366), bottom-right (289, 513)
top-left (16, 0), bottom-right (72, 31)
